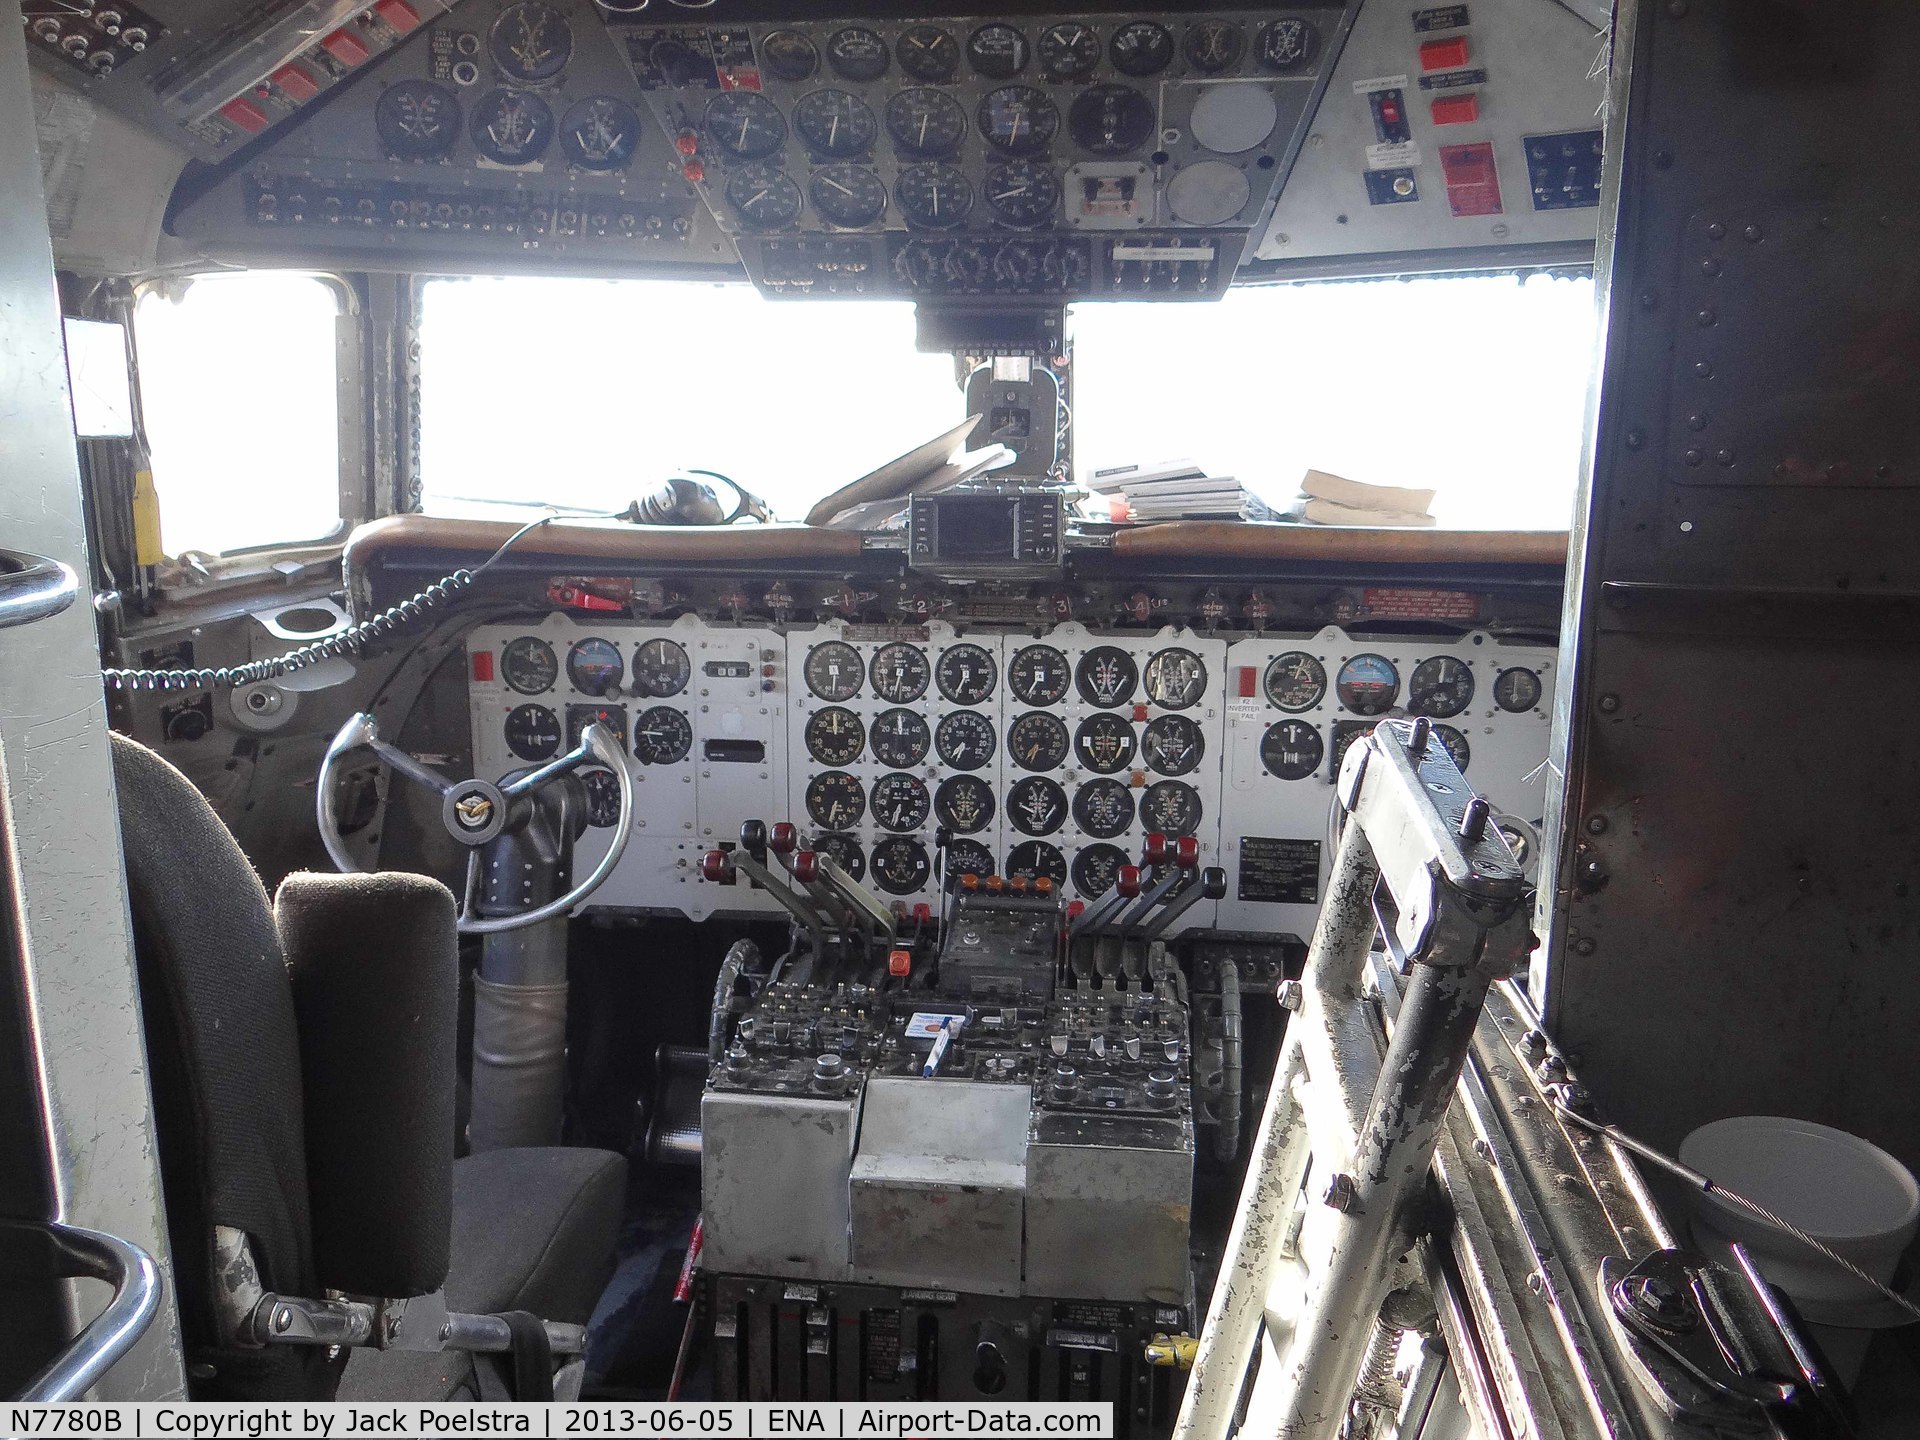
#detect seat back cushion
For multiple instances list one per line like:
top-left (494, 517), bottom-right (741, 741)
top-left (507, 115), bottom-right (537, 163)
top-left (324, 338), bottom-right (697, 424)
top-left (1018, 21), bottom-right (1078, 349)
top-left (109, 734), bottom-right (332, 1399)
top-left (275, 869), bottom-right (457, 1299)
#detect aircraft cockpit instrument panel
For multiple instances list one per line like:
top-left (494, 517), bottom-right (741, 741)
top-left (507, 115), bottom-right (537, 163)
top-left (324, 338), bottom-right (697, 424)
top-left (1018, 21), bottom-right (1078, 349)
top-left (467, 609), bottom-right (1553, 938)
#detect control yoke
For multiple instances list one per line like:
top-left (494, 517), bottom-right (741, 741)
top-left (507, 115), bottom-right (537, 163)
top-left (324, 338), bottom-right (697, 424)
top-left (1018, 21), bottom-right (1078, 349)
top-left (317, 711), bottom-right (636, 935)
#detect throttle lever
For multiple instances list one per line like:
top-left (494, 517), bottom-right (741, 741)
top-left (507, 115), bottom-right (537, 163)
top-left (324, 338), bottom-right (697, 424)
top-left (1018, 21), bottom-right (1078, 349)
top-left (1114, 836), bottom-right (1200, 941)
top-left (1140, 865), bottom-right (1228, 941)
top-left (707, 837), bottom-right (832, 962)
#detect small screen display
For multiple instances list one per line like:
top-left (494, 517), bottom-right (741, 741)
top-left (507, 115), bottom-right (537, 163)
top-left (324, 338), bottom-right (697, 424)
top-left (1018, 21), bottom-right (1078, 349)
top-left (938, 498), bottom-right (1016, 560)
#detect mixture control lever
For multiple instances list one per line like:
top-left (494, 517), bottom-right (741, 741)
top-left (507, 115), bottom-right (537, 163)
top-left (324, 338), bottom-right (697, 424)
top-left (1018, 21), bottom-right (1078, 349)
top-left (1141, 865), bottom-right (1229, 941)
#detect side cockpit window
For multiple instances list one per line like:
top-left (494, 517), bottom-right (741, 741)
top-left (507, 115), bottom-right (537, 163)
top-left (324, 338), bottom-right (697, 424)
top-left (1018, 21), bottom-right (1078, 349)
top-left (132, 272), bottom-right (347, 558)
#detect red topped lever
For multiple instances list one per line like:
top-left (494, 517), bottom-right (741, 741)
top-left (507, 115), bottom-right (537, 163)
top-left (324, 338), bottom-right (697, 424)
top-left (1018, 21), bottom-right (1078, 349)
top-left (1175, 835), bottom-right (1200, 869)
top-left (792, 850), bottom-right (819, 884)
top-left (769, 822), bottom-right (798, 855)
top-left (1067, 863), bottom-right (1141, 940)
top-left (699, 850), bottom-right (736, 885)
top-left (1141, 833), bottom-right (1170, 869)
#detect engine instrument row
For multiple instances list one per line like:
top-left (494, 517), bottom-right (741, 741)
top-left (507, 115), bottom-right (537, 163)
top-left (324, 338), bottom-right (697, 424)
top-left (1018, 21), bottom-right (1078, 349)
top-left (467, 615), bottom-right (1554, 934)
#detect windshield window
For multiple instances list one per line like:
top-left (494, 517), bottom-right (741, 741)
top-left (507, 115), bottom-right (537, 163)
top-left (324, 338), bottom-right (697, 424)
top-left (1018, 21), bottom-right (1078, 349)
top-left (418, 271), bottom-right (1594, 530)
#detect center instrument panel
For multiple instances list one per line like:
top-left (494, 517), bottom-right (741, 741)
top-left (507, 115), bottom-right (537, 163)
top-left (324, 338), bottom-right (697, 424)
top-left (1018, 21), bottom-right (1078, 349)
top-left (467, 613), bottom-right (1553, 936)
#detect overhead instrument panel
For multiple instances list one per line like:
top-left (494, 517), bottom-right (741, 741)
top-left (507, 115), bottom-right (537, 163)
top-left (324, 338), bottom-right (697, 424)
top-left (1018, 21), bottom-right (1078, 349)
top-left (609, 4), bottom-right (1361, 300)
top-left (1253, 0), bottom-right (1609, 269)
top-left (162, 0), bottom-right (713, 264)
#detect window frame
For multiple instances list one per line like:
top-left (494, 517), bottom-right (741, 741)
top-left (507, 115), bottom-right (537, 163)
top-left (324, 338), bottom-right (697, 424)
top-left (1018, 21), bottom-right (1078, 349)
top-left (128, 269), bottom-right (370, 583)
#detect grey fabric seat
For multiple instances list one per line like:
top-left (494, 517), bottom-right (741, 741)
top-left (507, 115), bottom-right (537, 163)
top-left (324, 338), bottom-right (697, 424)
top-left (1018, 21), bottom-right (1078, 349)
top-left (110, 733), bottom-right (624, 1400)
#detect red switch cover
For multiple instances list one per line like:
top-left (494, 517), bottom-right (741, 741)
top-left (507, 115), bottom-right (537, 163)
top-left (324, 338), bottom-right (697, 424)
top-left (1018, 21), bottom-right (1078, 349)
top-left (320, 28), bottom-right (371, 65)
top-left (374, 0), bottom-right (421, 33)
top-left (1419, 36), bottom-right (1470, 71)
top-left (1439, 141), bottom-right (1503, 216)
top-left (218, 97), bottom-right (270, 133)
top-left (1431, 93), bottom-right (1480, 126)
top-left (270, 64), bottom-right (320, 101)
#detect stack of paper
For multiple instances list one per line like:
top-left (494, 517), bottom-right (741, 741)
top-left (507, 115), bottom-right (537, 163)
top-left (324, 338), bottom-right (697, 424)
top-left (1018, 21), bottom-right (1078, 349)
top-left (1092, 460), bottom-right (1271, 521)
top-left (1297, 469), bottom-right (1436, 528)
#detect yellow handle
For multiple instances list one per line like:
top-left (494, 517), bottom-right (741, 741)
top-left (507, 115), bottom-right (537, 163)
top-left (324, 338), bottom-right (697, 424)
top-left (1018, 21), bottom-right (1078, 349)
top-left (131, 469), bottom-right (164, 566)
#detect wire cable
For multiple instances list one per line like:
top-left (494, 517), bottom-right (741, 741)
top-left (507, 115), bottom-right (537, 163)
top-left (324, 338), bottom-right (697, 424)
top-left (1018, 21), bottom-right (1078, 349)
top-left (101, 514), bottom-right (559, 692)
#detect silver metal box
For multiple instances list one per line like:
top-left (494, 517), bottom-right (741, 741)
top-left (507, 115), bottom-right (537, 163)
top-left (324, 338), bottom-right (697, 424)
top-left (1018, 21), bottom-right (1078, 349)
top-left (1025, 1110), bottom-right (1194, 1303)
top-left (701, 1087), bottom-right (859, 1281)
top-left (849, 1078), bottom-right (1030, 1296)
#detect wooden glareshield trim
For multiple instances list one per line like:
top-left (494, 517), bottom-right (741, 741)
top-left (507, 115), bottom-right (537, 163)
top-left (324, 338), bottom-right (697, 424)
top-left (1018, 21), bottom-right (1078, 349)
top-left (1111, 521), bottom-right (1570, 567)
top-left (342, 514), bottom-right (868, 585)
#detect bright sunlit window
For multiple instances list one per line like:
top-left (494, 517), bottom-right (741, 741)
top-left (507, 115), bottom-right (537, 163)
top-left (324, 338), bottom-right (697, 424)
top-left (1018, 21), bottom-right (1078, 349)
top-left (417, 272), bottom-right (1597, 529)
top-left (133, 272), bottom-right (343, 557)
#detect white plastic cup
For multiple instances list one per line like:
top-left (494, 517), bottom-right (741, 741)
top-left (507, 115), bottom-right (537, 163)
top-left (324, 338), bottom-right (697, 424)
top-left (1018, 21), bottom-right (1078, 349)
top-left (1679, 1115), bottom-right (1919, 1333)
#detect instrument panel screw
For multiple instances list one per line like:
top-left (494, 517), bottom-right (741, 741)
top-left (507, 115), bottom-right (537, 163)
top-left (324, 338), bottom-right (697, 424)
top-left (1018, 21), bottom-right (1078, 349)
top-left (1586, 815), bottom-right (1608, 835)
top-left (1322, 1173), bottom-right (1358, 1213)
top-left (1598, 694), bottom-right (1620, 713)
top-left (1574, 937), bottom-right (1598, 956)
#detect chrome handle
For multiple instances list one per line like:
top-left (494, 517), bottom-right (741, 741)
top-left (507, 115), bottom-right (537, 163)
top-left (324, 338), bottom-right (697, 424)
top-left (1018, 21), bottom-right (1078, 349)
top-left (2, 1219), bottom-right (162, 1401)
top-left (0, 550), bottom-right (79, 633)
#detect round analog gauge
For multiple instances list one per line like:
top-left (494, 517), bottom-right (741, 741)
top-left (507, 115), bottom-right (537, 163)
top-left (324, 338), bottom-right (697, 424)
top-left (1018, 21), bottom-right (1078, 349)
top-left (1072, 842), bottom-right (1130, 898)
top-left (977, 86), bottom-right (1058, 155)
top-left (1008, 776), bottom-right (1068, 836)
top-left (1110, 20), bottom-right (1174, 77)
top-left (560, 96), bottom-right (640, 170)
top-left (895, 163), bottom-right (973, 227)
top-left (809, 165), bottom-right (887, 227)
top-left (934, 775), bottom-right (995, 834)
top-left (804, 706), bottom-right (866, 766)
top-left (632, 706), bottom-right (692, 765)
top-left (1494, 667), bottom-right (1544, 713)
top-left (567, 704), bottom-right (626, 750)
top-left (1007, 711), bottom-right (1070, 771)
top-left (1037, 22), bottom-right (1100, 81)
top-left (793, 89), bottom-right (876, 157)
top-left (566, 637), bottom-right (624, 697)
top-left (1257, 17), bottom-right (1319, 72)
top-left (805, 771), bottom-right (866, 829)
top-left (945, 837), bottom-right (995, 879)
top-left (500, 636), bottom-right (558, 694)
top-left (1142, 714), bottom-right (1205, 775)
top-left (632, 637), bottom-right (691, 697)
top-left (885, 88), bottom-right (968, 156)
top-left (1433, 724), bottom-right (1472, 772)
top-left (470, 89), bottom-right (553, 165)
top-left (870, 708), bottom-right (931, 768)
top-left (869, 642), bottom-right (930, 703)
top-left (870, 837), bottom-right (931, 895)
top-left (504, 704), bottom-right (562, 761)
top-left (935, 643), bottom-right (997, 704)
top-left (1409, 656), bottom-right (1475, 718)
top-left (935, 711), bottom-right (997, 770)
top-left (1184, 21), bottom-right (1245, 73)
top-left (488, 2), bottom-right (571, 83)
top-left (814, 831), bottom-right (865, 882)
top-left (1010, 645), bottom-right (1070, 705)
top-left (1264, 652), bottom-right (1327, 712)
top-left (760, 29), bottom-right (818, 82)
top-left (705, 91), bottom-right (786, 159)
top-left (376, 80), bottom-right (462, 161)
top-left (1261, 719), bottom-right (1323, 781)
top-left (1006, 840), bottom-right (1067, 887)
top-left (804, 641), bottom-right (864, 700)
top-left (895, 24), bottom-right (959, 81)
top-left (1074, 713), bottom-right (1137, 774)
top-left (967, 23), bottom-right (1029, 79)
top-left (870, 773), bottom-right (931, 832)
top-left (1141, 780), bottom-right (1203, 839)
top-left (1144, 647), bottom-right (1208, 709)
top-left (1075, 646), bottom-right (1139, 707)
top-left (1336, 654), bottom-right (1400, 716)
top-left (1069, 84), bottom-right (1155, 155)
top-left (825, 26), bottom-right (888, 82)
top-left (1072, 778), bottom-right (1135, 838)
top-left (985, 162), bottom-right (1059, 227)
top-left (581, 768), bottom-right (620, 827)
